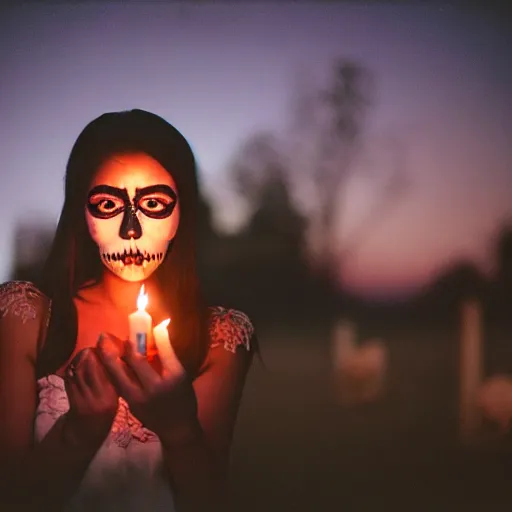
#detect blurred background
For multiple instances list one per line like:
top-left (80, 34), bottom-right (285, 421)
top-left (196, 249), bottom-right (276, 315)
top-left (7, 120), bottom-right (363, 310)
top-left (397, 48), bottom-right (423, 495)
top-left (1, 2), bottom-right (512, 510)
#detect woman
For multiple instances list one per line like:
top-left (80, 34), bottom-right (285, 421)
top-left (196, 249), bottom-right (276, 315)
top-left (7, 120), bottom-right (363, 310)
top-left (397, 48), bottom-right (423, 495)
top-left (0, 109), bottom-right (255, 511)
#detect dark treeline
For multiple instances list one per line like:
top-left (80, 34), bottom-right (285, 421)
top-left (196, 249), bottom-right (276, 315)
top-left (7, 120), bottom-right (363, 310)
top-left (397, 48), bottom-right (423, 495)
top-left (10, 191), bottom-right (512, 338)
top-left (9, 58), bottom-right (512, 337)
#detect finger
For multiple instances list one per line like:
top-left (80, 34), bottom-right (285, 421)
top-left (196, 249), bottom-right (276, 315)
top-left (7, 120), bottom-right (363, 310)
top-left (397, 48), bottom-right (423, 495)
top-left (157, 340), bottom-right (186, 380)
top-left (81, 357), bottom-right (96, 393)
top-left (64, 361), bottom-right (91, 404)
top-left (68, 348), bottom-right (96, 389)
top-left (88, 335), bottom-right (118, 392)
top-left (64, 369), bottom-right (81, 409)
top-left (83, 351), bottom-right (113, 399)
top-left (65, 353), bottom-right (87, 395)
top-left (96, 344), bottom-right (141, 400)
top-left (70, 348), bottom-right (89, 367)
top-left (78, 348), bottom-right (101, 389)
top-left (97, 332), bottom-right (124, 359)
top-left (74, 362), bottom-right (94, 400)
top-left (122, 340), bottom-right (160, 390)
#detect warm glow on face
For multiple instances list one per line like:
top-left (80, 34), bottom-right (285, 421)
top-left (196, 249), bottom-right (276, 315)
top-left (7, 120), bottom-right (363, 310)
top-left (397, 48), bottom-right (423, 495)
top-left (85, 152), bottom-right (181, 283)
top-left (137, 284), bottom-right (148, 311)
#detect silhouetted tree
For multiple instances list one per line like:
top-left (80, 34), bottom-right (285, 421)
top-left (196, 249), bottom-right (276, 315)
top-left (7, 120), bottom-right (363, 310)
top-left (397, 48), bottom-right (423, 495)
top-left (229, 132), bottom-right (285, 216)
top-left (248, 173), bottom-right (305, 243)
top-left (289, 60), bottom-right (372, 273)
top-left (432, 262), bottom-right (487, 302)
top-left (288, 59), bottom-right (409, 285)
top-left (196, 189), bottom-right (220, 303)
top-left (229, 153), bottom-right (313, 323)
top-left (489, 224), bottom-right (512, 324)
top-left (495, 225), bottom-right (512, 291)
top-left (222, 59), bottom-right (411, 321)
top-left (412, 260), bottom-right (488, 325)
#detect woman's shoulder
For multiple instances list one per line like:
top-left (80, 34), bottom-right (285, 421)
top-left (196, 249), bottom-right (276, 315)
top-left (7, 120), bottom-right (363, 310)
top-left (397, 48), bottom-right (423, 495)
top-left (0, 280), bottom-right (50, 325)
top-left (207, 306), bottom-right (255, 353)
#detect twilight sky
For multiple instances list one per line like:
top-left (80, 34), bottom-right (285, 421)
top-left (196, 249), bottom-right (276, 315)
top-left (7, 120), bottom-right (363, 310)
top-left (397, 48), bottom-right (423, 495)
top-left (0, 3), bottom-right (511, 298)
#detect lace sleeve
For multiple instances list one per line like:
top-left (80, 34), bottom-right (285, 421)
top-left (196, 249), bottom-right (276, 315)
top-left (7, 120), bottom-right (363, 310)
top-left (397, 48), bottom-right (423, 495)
top-left (0, 281), bottom-right (48, 325)
top-left (208, 306), bottom-right (254, 353)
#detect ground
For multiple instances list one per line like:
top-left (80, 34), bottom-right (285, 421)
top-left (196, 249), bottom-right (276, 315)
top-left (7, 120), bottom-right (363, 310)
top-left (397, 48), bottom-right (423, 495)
top-left (230, 324), bottom-right (512, 511)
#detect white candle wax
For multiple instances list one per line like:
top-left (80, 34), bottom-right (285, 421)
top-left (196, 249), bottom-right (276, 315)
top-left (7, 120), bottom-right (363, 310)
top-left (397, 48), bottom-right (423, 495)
top-left (153, 319), bottom-right (184, 376)
top-left (128, 285), bottom-right (152, 355)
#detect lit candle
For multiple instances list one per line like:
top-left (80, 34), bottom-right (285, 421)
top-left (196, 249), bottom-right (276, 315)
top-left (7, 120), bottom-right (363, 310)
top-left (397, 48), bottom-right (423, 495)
top-left (153, 318), bottom-right (184, 376)
top-left (128, 285), bottom-right (152, 355)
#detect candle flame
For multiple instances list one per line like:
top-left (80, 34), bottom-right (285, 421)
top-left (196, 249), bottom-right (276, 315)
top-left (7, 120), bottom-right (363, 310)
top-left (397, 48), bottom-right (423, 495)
top-left (157, 318), bottom-right (171, 329)
top-left (137, 284), bottom-right (148, 311)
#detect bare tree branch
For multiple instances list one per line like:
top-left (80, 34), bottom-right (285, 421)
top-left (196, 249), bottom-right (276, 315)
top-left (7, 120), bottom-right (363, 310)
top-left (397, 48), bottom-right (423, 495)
top-left (229, 132), bottom-right (285, 212)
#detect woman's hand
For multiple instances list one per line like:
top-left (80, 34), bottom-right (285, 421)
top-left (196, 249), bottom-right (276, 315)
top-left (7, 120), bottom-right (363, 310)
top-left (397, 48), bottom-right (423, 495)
top-left (63, 339), bottom-right (120, 447)
top-left (96, 335), bottom-right (199, 449)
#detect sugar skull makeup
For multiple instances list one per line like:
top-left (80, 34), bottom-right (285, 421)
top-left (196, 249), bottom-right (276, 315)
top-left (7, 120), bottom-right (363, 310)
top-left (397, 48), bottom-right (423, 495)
top-left (85, 153), bottom-right (180, 282)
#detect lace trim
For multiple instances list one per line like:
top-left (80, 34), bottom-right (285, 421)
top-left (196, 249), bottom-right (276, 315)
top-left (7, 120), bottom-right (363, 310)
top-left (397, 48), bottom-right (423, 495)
top-left (208, 306), bottom-right (254, 353)
top-left (111, 398), bottom-right (157, 447)
top-left (37, 376), bottom-right (158, 448)
top-left (36, 375), bottom-right (69, 418)
top-left (0, 281), bottom-right (45, 324)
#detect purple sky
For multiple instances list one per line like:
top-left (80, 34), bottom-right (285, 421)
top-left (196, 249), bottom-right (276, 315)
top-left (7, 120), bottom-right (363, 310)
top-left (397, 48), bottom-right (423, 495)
top-left (1, 4), bottom-right (511, 298)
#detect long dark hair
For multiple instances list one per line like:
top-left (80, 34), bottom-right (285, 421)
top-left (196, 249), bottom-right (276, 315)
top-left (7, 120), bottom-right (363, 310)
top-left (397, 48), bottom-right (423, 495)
top-left (36, 109), bottom-right (209, 378)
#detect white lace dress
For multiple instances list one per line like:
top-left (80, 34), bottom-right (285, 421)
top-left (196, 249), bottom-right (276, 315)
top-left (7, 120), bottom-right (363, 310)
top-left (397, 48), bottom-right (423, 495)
top-left (0, 281), bottom-right (253, 512)
top-left (35, 376), bottom-right (172, 511)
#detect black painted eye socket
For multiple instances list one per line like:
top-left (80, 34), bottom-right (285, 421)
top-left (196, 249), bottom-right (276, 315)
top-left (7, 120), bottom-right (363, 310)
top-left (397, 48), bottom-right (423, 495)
top-left (86, 184), bottom-right (178, 220)
top-left (87, 194), bottom-right (125, 219)
top-left (140, 197), bottom-right (166, 212)
top-left (137, 195), bottom-right (176, 218)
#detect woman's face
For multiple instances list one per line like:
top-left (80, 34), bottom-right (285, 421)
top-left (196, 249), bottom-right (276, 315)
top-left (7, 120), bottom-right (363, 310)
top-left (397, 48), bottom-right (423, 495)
top-left (85, 152), bottom-right (180, 282)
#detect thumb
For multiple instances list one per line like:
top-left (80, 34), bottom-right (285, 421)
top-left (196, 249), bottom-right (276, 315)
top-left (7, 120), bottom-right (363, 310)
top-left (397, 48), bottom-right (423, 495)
top-left (158, 338), bottom-right (186, 380)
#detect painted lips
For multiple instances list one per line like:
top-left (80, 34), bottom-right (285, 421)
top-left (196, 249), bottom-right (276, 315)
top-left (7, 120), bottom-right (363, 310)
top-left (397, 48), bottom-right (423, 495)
top-left (102, 250), bottom-right (164, 266)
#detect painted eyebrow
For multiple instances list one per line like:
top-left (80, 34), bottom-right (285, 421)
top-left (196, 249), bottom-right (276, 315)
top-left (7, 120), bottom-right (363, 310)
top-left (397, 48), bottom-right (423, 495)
top-left (134, 184), bottom-right (177, 202)
top-left (87, 185), bottom-right (130, 202)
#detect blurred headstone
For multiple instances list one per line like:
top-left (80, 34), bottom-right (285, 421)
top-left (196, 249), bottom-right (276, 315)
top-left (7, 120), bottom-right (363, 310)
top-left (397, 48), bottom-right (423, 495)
top-left (332, 319), bottom-right (357, 369)
top-left (477, 375), bottom-right (512, 435)
top-left (331, 319), bottom-right (388, 405)
top-left (459, 298), bottom-right (483, 444)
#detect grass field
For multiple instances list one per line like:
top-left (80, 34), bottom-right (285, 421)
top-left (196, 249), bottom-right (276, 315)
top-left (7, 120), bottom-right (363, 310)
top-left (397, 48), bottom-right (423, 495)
top-left (229, 325), bottom-right (512, 511)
